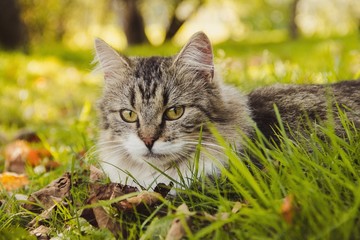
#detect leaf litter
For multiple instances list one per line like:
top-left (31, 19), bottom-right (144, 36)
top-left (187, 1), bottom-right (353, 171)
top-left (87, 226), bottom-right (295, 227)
top-left (1, 130), bottom-right (249, 239)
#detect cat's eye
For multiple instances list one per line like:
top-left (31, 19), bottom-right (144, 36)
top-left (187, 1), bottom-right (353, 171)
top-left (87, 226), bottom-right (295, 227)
top-left (164, 106), bottom-right (184, 121)
top-left (120, 109), bottom-right (138, 123)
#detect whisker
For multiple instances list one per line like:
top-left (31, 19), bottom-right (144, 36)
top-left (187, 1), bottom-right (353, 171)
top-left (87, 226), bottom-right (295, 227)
top-left (85, 144), bottom-right (124, 158)
top-left (184, 141), bottom-right (225, 149)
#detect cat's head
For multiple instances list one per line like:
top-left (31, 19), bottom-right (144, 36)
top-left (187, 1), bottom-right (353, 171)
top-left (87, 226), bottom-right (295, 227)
top-left (94, 32), bottom-right (230, 169)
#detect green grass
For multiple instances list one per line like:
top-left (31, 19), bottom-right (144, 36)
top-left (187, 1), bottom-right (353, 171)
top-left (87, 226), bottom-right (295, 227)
top-left (0, 34), bottom-right (360, 239)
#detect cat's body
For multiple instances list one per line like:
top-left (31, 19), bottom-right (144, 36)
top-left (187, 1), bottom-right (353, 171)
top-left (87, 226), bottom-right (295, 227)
top-left (94, 32), bottom-right (360, 190)
top-left (249, 80), bottom-right (360, 141)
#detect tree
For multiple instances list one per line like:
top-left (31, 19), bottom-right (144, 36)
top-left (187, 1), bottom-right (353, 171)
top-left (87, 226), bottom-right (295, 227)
top-left (289, 0), bottom-right (300, 39)
top-left (165, 0), bottom-right (204, 41)
top-left (114, 0), bottom-right (205, 45)
top-left (0, 0), bottom-right (28, 50)
top-left (114, 0), bottom-right (148, 45)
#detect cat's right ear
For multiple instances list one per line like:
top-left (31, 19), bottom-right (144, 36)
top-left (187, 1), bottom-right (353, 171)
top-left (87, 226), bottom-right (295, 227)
top-left (93, 38), bottom-right (131, 81)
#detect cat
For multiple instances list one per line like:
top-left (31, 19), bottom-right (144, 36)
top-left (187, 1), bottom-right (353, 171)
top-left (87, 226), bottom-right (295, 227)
top-left (94, 31), bottom-right (360, 191)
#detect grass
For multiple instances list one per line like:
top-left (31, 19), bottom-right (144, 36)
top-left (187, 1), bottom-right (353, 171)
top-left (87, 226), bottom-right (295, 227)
top-left (0, 34), bottom-right (360, 239)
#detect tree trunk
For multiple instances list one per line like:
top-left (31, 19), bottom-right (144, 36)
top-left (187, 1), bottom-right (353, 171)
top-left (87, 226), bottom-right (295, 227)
top-left (0, 0), bottom-right (28, 50)
top-left (165, 0), bottom-right (204, 41)
top-left (118, 0), bottom-right (148, 45)
top-left (289, 0), bottom-right (300, 40)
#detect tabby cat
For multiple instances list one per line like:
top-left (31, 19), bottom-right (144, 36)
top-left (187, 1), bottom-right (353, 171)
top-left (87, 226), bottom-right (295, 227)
top-left (94, 32), bottom-right (360, 190)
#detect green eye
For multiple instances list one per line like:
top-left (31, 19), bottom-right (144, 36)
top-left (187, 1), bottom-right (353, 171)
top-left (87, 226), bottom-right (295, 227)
top-left (165, 106), bottom-right (184, 120)
top-left (120, 109), bottom-right (138, 123)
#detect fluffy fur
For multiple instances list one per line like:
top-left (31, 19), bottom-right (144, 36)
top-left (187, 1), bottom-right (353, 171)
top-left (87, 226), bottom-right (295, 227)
top-left (249, 81), bottom-right (360, 140)
top-left (95, 32), bottom-right (252, 190)
top-left (94, 32), bottom-right (360, 190)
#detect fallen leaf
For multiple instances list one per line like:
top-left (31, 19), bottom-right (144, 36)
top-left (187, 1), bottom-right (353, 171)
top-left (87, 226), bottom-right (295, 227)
top-left (23, 172), bottom-right (71, 212)
top-left (89, 196), bottom-right (122, 238)
top-left (81, 179), bottom-right (171, 238)
top-left (0, 172), bottom-right (29, 191)
top-left (89, 165), bottom-right (105, 182)
top-left (120, 191), bottom-right (162, 209)
top-left (27, 149), bottom-right (42, 166)
top-left (81, 182), bottom-right (131, 238)
top-left (281, 194), bottom-right (295, 224)
top-left (88, 182), bottom-right (138, 202)
top-left (81, 181), bottom-right (138, 236)
top-left (165, 203), bottom-right (193, 240)
top-left (4, 140), bottom-right (30, 174)
top-left (28, 148), bottom-right (52, 167)
top-left (3, 139), bottom-right (53, 173)
top-left (154, 182), bottom-right (173, 198)
top-left (21, 166), bottom-right (172, 239)
top-left (176, 203), bottom-right (193, 215)
top-left (14, 130), bottom-right (41, 143)
top-left (166, 218), bottom-right (185, 240)
top-left (44, 160), bottom-right (61, 171)
top-left (29, 225), bottom-right (51, 240)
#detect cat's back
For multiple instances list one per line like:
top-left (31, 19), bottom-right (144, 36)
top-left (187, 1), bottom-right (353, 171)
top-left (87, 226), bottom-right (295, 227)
top-left (247, 80), bottom-right (360, 138)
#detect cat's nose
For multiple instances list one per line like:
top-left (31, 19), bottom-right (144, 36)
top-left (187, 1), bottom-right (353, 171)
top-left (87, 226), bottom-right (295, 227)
top-left (142, 136), bottom-right (155, 150)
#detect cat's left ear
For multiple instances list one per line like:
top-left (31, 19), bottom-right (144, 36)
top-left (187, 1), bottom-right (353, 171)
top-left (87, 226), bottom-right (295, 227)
top-left (173, 31), bottom-right (214, 81)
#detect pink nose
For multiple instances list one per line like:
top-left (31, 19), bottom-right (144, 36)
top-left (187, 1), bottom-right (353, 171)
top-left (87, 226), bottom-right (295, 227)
top-left (142, 136), bottom-right (155, 150)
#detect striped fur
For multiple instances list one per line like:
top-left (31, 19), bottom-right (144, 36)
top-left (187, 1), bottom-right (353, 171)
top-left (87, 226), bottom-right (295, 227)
top-left (95, 32), bottom-right (360, 191)
top-left (95, 32), bottom-right (252, 190)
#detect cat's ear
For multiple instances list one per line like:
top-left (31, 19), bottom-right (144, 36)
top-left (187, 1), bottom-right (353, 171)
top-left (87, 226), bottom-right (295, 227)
top-left (93, 38), bottom-right (131, 81)
top-left (173, 31), bottom-right (214, 80)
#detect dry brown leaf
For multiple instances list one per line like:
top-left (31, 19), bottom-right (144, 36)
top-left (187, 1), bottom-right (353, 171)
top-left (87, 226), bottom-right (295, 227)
top-left (4, 140), bottom-right (30, 174)
top-left (92, 205), bottom-right (121, 233)
top-left (166, 217), bottom-right (186, 240)
top-left (177, 203), bottom-right (191, 214)
top-left (89, 165), bottom-right (106, 182)
top-left (23, 172), bottom-right (71, 212)
top-left (81, 182), bottom-right (133, 238)
top-left (14, 130), bottom-right (41, 143)
top-left (165, 203), bottom-right (193, 240)
top-left (88, 183), bottom-right (138, 202)
top-left (281, 194), bottom-right (295, 224)
top-left (82, 180), bottom-right (171, 238)
top-left (28, 148), bottom-right (52, 167)
top-left (3, 139), bottom-right (54, 173)
top-left (18, 165), bottom-right (170, 239)
top-left (81, 182), bottom-right (138, 234)
top-left (126, 191), bottom-right (162, 206)
top-left (88, 195), bottom-right (122, 237)
top-left (0, 172), bottom-right (29, 191)
top-left (29, 225), bottom-right (51, 240)
top-left (44, 160), bottom-right (61, 171)
top-left (153, 182), bottom-right (173, 198)
top-left (27, 149), bottom-right (42, 166)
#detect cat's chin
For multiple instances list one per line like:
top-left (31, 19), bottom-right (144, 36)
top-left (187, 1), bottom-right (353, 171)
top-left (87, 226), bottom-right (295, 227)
top-left (143, 152), bottom-right (170, 160)
top-left (129, 152), bottom-right (187, 169)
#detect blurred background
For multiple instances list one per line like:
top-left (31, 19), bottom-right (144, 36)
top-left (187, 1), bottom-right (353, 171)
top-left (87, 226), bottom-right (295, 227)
top-left (1, 0), bottom-right (360, 50)
top-left (0, 0), bottom-right (359, 155)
